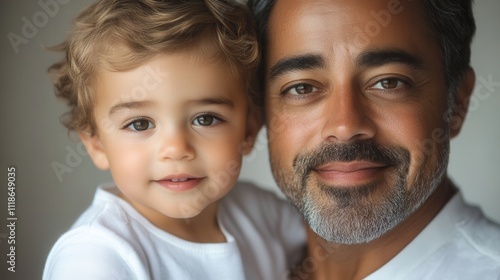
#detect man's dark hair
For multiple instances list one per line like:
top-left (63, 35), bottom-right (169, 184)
top-left (248, 0), bottom-right (476, 106)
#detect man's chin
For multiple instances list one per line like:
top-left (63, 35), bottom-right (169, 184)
top-left (298, 181), bottom-right (407, 244)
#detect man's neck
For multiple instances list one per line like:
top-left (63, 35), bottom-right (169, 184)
top-left (293, 178), bottom-right (457, 280)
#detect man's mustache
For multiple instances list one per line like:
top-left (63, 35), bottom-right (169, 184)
top-left (293, 140), bottom-right (410, 175)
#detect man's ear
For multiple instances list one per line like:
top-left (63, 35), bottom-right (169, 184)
top-left (79, 131), bottom-right (110, 170)
top-left (450, 68), bottom-right (475, 138)
top-left (240, 106), bottom-right (263, 156)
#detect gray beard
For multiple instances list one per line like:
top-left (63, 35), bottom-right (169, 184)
top-left (272, 139), bottom-right (449, 244)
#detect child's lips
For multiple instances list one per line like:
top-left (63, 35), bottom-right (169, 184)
top-left (157, 173), bottom-right (202, 181)
top-left (169, 178), bottom-right (189, 182)
top-left (154, 174), bottom-right (205, 192)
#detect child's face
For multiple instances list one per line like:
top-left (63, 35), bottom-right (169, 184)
top-left (81, 51), bottom-right (256, 221)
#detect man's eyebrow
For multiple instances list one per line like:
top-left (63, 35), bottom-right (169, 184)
top-left (269, 54), bottom-right (325, 80)
top-left (356, 49), bottom-right (424, 70)
top-left (109, 100), bottom-right (153, 115)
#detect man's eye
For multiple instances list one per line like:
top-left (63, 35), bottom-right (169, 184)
top-left (282, 83), bottom-right (319, 95)
top-left (126, 119), bottom-right (155, 131)
top-left (370, 78), bottom-right (407, 90)
top-left (192, 114), bottom-right (222, 126)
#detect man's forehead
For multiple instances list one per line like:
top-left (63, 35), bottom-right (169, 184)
top-left (269, 0), bottom-right (426, 28)
top-left (266, 0), bottom-right (432, 64)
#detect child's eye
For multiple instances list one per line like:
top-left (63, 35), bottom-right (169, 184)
top-left (125, 119), bottom-right (155, 131)
top-left (192, 114), bottom-right (222, 126)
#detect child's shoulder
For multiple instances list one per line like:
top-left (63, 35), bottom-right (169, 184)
top-left (44, 184), bottom-right (153, 279)
top-left (52, 185), bottom-right (133, 244)
top-left (221, 181), bottom-right (301, 228)
top-left (227, 181), bottom-right (285, 201)
top-left (52, 184), bottom-right (155, 253)
top-left (218, 181), bottom-right (307, 278)
top-left (70, 184), bottom-right (133, 230)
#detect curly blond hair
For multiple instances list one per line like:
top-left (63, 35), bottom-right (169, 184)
top-left (49, 0), bottom-right (259, 134)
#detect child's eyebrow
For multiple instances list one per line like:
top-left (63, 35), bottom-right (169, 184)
top-left (108, 98), bottom-right (234, 116)
top-left (109, 101), bottom-right (154, 115)
top-left (191, 98), bottom-right (235, 108)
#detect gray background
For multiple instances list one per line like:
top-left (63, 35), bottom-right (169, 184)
top-left (0, 0), bottom-right (499, 279)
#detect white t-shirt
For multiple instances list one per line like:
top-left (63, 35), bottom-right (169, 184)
top-left (43, 182), bottom-right (306, 280)
top-left (366, 193), bottom-right (500, 280)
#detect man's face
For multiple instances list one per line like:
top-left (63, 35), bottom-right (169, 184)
top-left (265, 0), bottom-right (458, 244)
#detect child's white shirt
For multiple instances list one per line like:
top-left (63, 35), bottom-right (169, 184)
top-left (43, 182), bottom-right (306, 280)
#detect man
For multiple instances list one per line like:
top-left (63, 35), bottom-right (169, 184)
top-left (249, 0), bottom-right (500, 278)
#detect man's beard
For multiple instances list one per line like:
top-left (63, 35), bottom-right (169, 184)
top-left (271, 139), bottom-right (449, 244)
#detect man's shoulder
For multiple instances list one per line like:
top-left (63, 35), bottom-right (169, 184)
top-left (433, 194), bottom-right (500, 263)
top-left (368, 193), bottom-right (500, 279)
top-left (411, 197), bottom-right (500, 278)
top-left (455, 203), bottom-right (500, 261)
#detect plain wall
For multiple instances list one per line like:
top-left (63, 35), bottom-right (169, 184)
top-left (0, 0), bottom-right (498, 279)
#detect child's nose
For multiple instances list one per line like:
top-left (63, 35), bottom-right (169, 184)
top-left (158, 129), bottom-right (195, 161)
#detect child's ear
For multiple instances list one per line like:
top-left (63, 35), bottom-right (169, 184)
top-left (450, 68), bottom-right (475, 138)
top-left (79, 131), bottom-right (110, 170)
top-left (240, 106), bottom-right (263, 156)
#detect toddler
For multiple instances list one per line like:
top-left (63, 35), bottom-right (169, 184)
top-left (43, 0), bottom-right (305, 279)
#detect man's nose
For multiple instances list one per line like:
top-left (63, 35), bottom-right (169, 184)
top-left (321, 84), bottom-right (376, 143)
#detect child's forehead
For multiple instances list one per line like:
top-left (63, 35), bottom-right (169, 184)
top-left (89, 38), bottom-right (250, 110)
top-left (90, 61), bottom-right (250, 124)
top-left (98, 38), bottom-right (242, 78)
top-left (93, 51), bottom-right (246, 101)
top-left (95, 55), bottom-right (242, 92)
